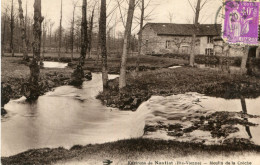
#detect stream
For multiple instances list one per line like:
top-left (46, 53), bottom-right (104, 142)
top-left (43, 61), bottom-right (68, 68)
top-left (2, 74), bottom-right (144, 157)
top-left (2, 74), bottom-right (260, 157)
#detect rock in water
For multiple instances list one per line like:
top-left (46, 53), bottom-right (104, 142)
top-left (85, 70), bottom-right (92, 80)
top-left (1, 83), bottom-right (12, 115)
top-left (1, 108), bottom-right (7, 116)
top-left (1, 83), bottom-right (12, 106)
top-left (70, 65), bottom-right (85, 86)
top-left (21, 82), bottom-right (40, 100)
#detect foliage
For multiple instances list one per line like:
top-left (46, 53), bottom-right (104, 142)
top-left (98, 67), bottom-right (260, 110)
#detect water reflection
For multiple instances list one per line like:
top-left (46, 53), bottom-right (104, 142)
top-left (141, 93), bottom-right (260, 145)
top-left (43, 61), bottom-right (68, 68)
top-left (2, 80), bottom-right (260, 157)
top-left (240, 97), bottom-right (252, 139)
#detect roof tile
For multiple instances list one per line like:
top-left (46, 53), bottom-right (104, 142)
top-left (145, 23), bottom-right (221, 36)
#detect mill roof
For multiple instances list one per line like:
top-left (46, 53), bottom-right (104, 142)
top-left (142, 23), bottom-right (221, 36)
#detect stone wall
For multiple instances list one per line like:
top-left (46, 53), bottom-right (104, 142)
top-left (141, 25), bottom-right (214, 55)
top-left (213, 39), bottom-right (245, 57)
top-left (141, 24), bottom-right (158, 54)
top-left (140, 25), bottom-right (255, 57)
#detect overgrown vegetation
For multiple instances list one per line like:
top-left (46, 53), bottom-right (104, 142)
top-left (97, 67), bottom-right (260, 110)
top-left (1, 55), bottom-right (187, 113)
top-left (1, 57), bottom-right (72, 114)
top-left (2, 138), bottom-right (260, 165)
top-left (151, 53), bottom-right (260, 68)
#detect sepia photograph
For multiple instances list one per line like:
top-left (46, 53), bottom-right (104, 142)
top-left (1, 0), bottom-right (260, 164)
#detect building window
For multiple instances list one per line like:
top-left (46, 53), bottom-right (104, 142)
top-left (207, 36), bottom-right (213, 43)
top-left (166, 40), bottom-right (170, 49)
top-left (181, 46), bottom-right (189, 54)
top-left (205, 48), bottom-right (213, 55)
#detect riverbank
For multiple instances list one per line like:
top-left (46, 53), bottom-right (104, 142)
top-left (2, 138), bottom-right (260, 165)
top-left (1, 57), bottom-right (73, 97)
top-left (2, 56), bottom-right (260, 164)
top-left (97, 67), bottom-right (260, 110)
top-left (1, 57), bottom-right (73, 115)
top-left (1, 55), bottom-right (187, 111)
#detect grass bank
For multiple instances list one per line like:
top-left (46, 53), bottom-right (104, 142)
top-left (151, 53), bottom-right (260, 67)
top-left (2, 138), bottom-right (260, 165)
top-left (1, 55), bottom-right (187, 113)
top-left (1, 57), bottom-right (73, 115)
top-left (2, 56), bottom-right (260, 164)
top-left (97, 67), bottom-right (260, 110)
top-left (1, 57), bottom-right (74, 99)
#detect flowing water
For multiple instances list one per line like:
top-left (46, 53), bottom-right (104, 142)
top-left (2, 74), bottom-right (260, 157)
top-left (168, 66), bottom-right (182, 69)
top-left (139, 93), bottom-right (260, 145)
top-left (1, 74), bottom-right (145, 157)
top-left (43, 61), bottom-right (68, 68)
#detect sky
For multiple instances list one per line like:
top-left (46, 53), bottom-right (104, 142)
top-left (1, 0), bottom-right (223, 34)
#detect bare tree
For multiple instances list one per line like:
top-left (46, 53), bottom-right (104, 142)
top-left (71, 0), bottom-right (88, 86)
top-left (25, 0), bottom-right (28, 31)
top-left (168, 11), bottom-right (174, 23)
top-left (58, 0), bottom-right (63, 60)
top-left (18, 0), bottom-right (29, 61)
top-left (25, 0), bottom-right (30, 53)
top-left (49, 21), bottom-right (54, 46)
top-left (119, 0), bottom-right (136, 89)
top-left (241, 46), bottom-right (249, 74)
top-left (188, 0), bottom-right (212, 66)
top-left (99, 0), bottom-right (108, 89)
top-left (23, 0), bottom-right (44, 100)
top-left (136, 0), bottom-right (144, 72)
top-left (88, 4), bottom-right (96, 58)
top-left (171, 37), bottom-right (191, 54)
top-left (42, 18), bottom-right (48, 59)
top-left (10, 0), bottom-right (15, 57)
top-left (70, 0), bottom-right (78, 60)
top-left (1, 7), bottom-right (8, 56)
top-left (189, 0), bottom-right (201, 67)
top-left (135, 0), bottom-right (157, 72)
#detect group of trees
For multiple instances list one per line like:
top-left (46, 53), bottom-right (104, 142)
top-left (1, 0), bottom-right (139, 60)
top-left (2, 0), bottom-right (145, 100)
top-left (188, 0), bottom-right (251, 72)
top-left (2, 0), bottom-right (253, 100)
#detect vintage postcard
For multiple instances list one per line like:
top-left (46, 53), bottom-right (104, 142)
top-left (1, 0), bottom-right (260, 164)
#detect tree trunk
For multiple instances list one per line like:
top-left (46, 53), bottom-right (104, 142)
top-left (18, 0), bottom-right (29, 61)
top-left (119, 0), bottom-right (135, 89)
top-left (10, 0), bottom-right (15, 57)
top-left (96, 22), bottom-right (100, 63)
top-left (256, 46), bottom-right (260, 59)
top-left (25, 0), bottom-right (30, 54)
top-left (88, 8), bottom-right (95, 58)
top-left (241, 46), bottom-right (249, 74)
top-left (240, 97), bottom-right (252, 138)
top-left (58, 0), bottom-right (63, 60)
top-left (78, 0), bottom-right (88, 66)
top-left (42, 20), bottom-right (46, 59)
top-left (49, 22), bottom-right (54, 46)
top-left (2, 9), bottom-right (7, 56)
top-left (136, 0), bottom-right (144, 72)
top-left (99, 0), bottom-right (108, 89)
top-left (70, 0), bottom-right (88, 86)
top-left (24, 0), bottom-right (43, 100)
top-left (189, 0), bottom-right (201, 67)
top-left (71, 5), bottom-right (76, 60)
